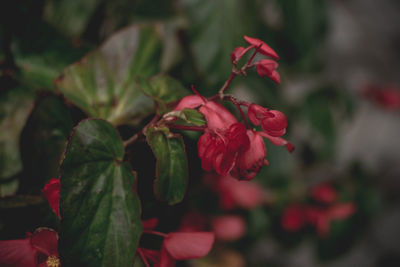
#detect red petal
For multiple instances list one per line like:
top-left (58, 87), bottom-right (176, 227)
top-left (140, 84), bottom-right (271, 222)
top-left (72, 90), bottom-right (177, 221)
top-left (235, 131), bottom-right (266, 180)
top-left (270, 70), bottom-right (281, 84)
top-left (174, 95), bottom-right (204, 111)
top-left (243, 35), bottom-right (279, 60)
top-left (164, 232), bottom-right (215, 260)
top-left (41, 178), bottom-right (61, 219)
top-left (30, 228), bottom-right (58, 256)
top-left (142, 218), bottom-right (159, 230)
top-left (230, 47), bottom-right (245, 63)
top-left (212, 215), bottom-right (246, 241)
top-left (256, 59), bottom-right (278, 78)
top-left (156, 245), bottom-right (175, 267)
top-left (260, 110), bottom-right (287, 136)
top-left (139, 248), bottom-right (161, 265)
top-left (0, 238), bottom-right (37, 267)
top-left (247, 104), bottom-right (271, 126)
top-left (258, 132), bottom-right (294, 152)
top-left (199, 101), bottom-right (237, 130)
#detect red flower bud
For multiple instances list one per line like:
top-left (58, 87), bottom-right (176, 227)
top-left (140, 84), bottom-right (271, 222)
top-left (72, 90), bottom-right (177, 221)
top-left (41, 178), bottom-right (61, 219)
top-left (256, 59), bottom-right (280, 84)
top-left (243, 35), bottom-right (279, 60)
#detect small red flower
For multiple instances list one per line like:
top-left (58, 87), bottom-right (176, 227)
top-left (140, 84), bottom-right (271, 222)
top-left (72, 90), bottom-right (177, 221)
top-left (232, 130), bottom-right (268, 180)
top-left (255, 59), bottom-right (280, 84)
top-left (310, 184), bottom-right (338, 204)
top-left (248, 104), bottom-right (287, 137)
top-left (362, 84), bottom-right (400, 110)
top-left (0, 228), bottom-right (60, 267)
top-left (211, 215), bottom-right (246, 242)
top-left (243, 35), bottom-right (279, 60)
top-left (41, 178), bottom-right (61, 219)
top-left (281, 205), bottom-right (306, 232)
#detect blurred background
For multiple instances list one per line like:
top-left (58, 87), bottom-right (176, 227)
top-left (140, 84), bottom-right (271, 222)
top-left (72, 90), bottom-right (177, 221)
top-left (1, 0), bottom-right (400, 266)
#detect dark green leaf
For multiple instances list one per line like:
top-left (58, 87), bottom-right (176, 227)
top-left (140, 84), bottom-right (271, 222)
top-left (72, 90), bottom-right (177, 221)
top-left (13, 21), bottom-right (90, 90)
top-left (60, 119), bottom-right (142, 267)
top-left (43, 0), bottom-right (101, 39)
top-left (136, 75), bottom-right (189, 114)
top-left (55, 25), bottom-right (164, 125)
top-left (145, 126), bottom-right (188, 204)
top-left (0, 87), bottom-right (34, 196)
top-left (19, 95), bottom-right (74, 193)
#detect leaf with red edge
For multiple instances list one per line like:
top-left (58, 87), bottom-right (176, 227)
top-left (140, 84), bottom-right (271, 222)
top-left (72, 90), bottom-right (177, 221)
top-left (59, 119), bottom-right (142, 267)
top-left (164, 232), bottom-right (215, 260)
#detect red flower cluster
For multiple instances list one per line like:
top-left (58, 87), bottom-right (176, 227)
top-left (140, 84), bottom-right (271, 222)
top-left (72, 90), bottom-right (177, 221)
top-left (281, 183), bottom-right (356, 238)
top-left (174, 95), bottom-right (293, 180)
top-left (0, 228), bottom-right (59, 267)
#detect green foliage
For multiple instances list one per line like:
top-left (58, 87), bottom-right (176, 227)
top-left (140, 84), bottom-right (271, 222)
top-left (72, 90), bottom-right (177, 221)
top-left (136, 74), bottom-right (189, 115)
top-left (19, 95), bottom-right (74, 192)
top-left (165, 108), bottom-right (206, 126)
top-left (0, 87), bottom-right (34, 196)
top-left (182, 0), bottom-right (256, 86)
top-left (55, 25), bottom-right (163, 125)
top-left (59, 119), bottom-right (142, 267)
top-left (145, 126), bottom-right (188, 205)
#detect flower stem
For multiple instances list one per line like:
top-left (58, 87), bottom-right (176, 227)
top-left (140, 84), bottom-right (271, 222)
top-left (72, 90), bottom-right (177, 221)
top-left (142, 230), bottom-right (168, 238)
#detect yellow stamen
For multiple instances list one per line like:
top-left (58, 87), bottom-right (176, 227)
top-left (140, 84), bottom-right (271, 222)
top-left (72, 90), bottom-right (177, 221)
top-left (46, 255), bottom-right (60, 267)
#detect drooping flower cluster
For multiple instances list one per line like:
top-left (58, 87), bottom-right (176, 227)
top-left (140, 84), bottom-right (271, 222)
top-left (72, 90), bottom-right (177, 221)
top-left (174, 95), bottom-right (293, 180)
top-left (281, 183), bottom-right (356, 238)
top-left (170, 36), bottom-right (293, 180)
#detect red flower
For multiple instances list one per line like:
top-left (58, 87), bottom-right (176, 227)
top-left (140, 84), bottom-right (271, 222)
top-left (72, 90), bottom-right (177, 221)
top-left (232, 130), bottom-right (268, 180)
top-left (211, 215), bottom-right (246, 242)
top-left (310, 184), bottom-right (338, 204)
top-left (198, 122), bottom-right (250, 177)
top-left (281, 205), bottom-right (306, 232)
top-left (248, 104), bottom-right (287, 137)
top-left (0, 228), bottom-right (60, 267)
top-left (255, 59), bottom-right (280, 84)
top-left (41, 178), bottom-right (61, 219)
top-left (243, 36), bottom-right (279, 60)
top-left (219, 174), bottom-right (264, 210)
top-left (362, 84), bottom-right (400, 110)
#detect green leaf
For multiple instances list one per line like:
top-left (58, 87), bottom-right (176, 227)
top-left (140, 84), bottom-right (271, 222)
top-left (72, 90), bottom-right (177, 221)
top-left (164, 108), bottom-right (206, 126)
top-left (19, 95), bottom-right (74, 192)
top-left (13, 21), bottom-right (90, 90)
top-left (0, 87), bottom-right (34, 196)
top-left (136, 74), bottom-right (189, 114)
top-left (43, 0), bottom-right (101, 39)
top-left (55, 24), bottom-right (164, 125)
top-left (145, 126), bottom-right (188, 204)
top-left (60, 119), bottom-right (142, 267)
